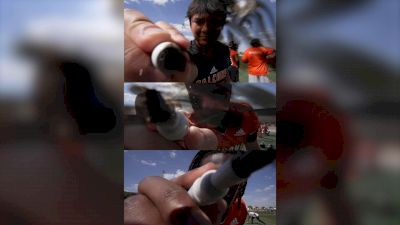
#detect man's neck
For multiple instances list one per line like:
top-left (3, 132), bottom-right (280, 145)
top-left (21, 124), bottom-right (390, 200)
top-left (196, 41), bottom-right (218, 58)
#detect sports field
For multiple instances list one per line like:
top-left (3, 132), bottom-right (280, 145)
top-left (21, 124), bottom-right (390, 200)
top-left (244, 211), bottom-right (276, 225)
top-left (258, 123), bottom-right (276, 150)
top-left (258, 133), bottom-right (276, 150)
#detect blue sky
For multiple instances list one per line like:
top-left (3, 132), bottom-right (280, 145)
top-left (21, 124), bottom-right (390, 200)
top-left (124, 150), bottom-right (276, 207)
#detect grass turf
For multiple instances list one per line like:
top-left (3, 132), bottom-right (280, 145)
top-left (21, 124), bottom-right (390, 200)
top-left (258, 133), bottom-right (276, 150)
top-left (244, 211), bottom-right (276, 225)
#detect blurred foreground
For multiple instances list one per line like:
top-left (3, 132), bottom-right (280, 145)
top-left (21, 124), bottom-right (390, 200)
top-left (278, 0), bottom-right (400, 225)
top-left (1, 0), bottom-right (123, 224)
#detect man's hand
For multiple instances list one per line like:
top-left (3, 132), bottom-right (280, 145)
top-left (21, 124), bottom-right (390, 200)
top-left (124, 9), bottom-right (197, 82)
top-left (124, 163), bottom-right (227, 225)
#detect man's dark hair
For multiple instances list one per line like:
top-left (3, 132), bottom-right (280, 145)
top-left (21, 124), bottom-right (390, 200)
top-left (186, 0), bottom-right (231, 22)
top-left (250, 38), bottom-right (262, 47)
top-left (185, 83), bottom-right (232, 111)
top-left (228, 41), bottom-right (238, 51)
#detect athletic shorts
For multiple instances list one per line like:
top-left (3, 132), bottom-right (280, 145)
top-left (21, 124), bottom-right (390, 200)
top-left (248, 74), bottom-right (271, 83)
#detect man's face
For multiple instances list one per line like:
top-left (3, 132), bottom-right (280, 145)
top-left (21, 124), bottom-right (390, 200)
top-left (189, 84), bottom-right (231, 110)
top-left (188, 84), bottom-right (231, 126)
top-left (190, 13), bottom-right (225, 47)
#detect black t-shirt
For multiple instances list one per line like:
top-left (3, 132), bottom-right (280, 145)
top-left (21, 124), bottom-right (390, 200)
top-left (189, 40), bottom-right (231, 83)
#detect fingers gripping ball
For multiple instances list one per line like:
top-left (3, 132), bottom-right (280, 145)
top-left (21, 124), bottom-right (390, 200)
top-left (151, 42), bottom-right (186, 76)
top-left (144, 89), bottom-right (189, 141)
top-left (145, 89), bottom-right (174, 123)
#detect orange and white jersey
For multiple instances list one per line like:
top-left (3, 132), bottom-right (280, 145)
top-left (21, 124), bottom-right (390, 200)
top-left (188, 102), bottom-right (260, 150)
top-left (221, 199), bottom-right (248, 225)
top-left (242, 47), bottom-right (274, 75)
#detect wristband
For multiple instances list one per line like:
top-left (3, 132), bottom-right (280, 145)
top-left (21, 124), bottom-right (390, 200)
top-left (156, 111), bottom-right (189, 141)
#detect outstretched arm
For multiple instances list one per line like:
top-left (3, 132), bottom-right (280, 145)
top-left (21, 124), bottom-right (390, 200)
top-left (124, 162), bottom-right (227, 225)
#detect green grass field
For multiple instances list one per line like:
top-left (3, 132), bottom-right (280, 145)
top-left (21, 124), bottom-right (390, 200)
top-left (244, 211), bottom-right (276, 225)
top-left (258, 133), bottom-right (276, 150)
top-left (238, 61), bottom-right (276, 83)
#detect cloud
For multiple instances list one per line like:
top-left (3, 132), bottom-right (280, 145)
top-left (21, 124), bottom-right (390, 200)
top-left (146, 0), bottom-right (168, 5)
top-left (163, 169), bottom-right (185, 180)
top-left (243, 195), bottom-right (252, 199)
top-left (140, 160), bottom-right (157, 166)
top-left (171, 20), bottom-right (193, 40)
top-left (264, 174), bottom-right (275, 179)
top-left (157, 160), bottom-right (167, 165)
top-left (243, 194), bottom-right (276, 208)
top-left (126, 0), bottom-right (180, 6)
top-left (171, 19), bottom-right (191, 34)
top-left (124, 0), bottom-right (140, 3)
top-left (169, 151), bottom-right (177, 158)
top-left (256, 185), bottom-right (275, 192)
top-left (125, 183), bottom-right (139, 192)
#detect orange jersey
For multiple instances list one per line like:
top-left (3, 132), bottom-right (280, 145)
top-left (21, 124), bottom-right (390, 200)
top-left (221, 199), bottom-right (248, 225)
top-left (230, 49), bottom-right (239, 67)
top-left (242, 47), bottom-right (274, 75)
top-left (188, 102), bottom-right (259, 150)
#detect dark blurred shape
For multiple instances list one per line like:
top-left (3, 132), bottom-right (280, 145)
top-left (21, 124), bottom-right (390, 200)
top-left (144, 89), bottom-right (174, 123)
top-left (319, 171), bottom-right (338, 190)
top-left (161, 46), bottom-right (186, 72)
top-left (0, 0), bottom-right (123, 224)
top-left (276, 120), bottom-right (304, 148)
top-left (250, 38), bottom-right (261, 47)
top-left (60, 61), bottom-right (116, 134)
top-left (228, 40), bottom-right (238, 50)
top-left (232, 150), bottom-right (276, 178)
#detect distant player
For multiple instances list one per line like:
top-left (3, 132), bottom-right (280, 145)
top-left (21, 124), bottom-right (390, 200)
top-left (242, 38), bottom-right (275, 83)
top-left (228, 41), bottom-right (240, 82)
top-left (248, 211), bottom-right (266, 224)
top-left (229, 41), bottom-right (240, 68)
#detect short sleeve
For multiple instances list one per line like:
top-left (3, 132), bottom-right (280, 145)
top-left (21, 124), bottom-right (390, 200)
top-left (263, 47), bottom-right (274, 55)
top-left (241, 51), bottom-right (248, 63)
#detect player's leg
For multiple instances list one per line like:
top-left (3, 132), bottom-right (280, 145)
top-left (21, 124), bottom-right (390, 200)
top-left (256, 216), bottom-right (266, 224)
top-left (260, 75), bottom-right (271, 83)
top-left (248, 74), bottom-right (257, 83)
